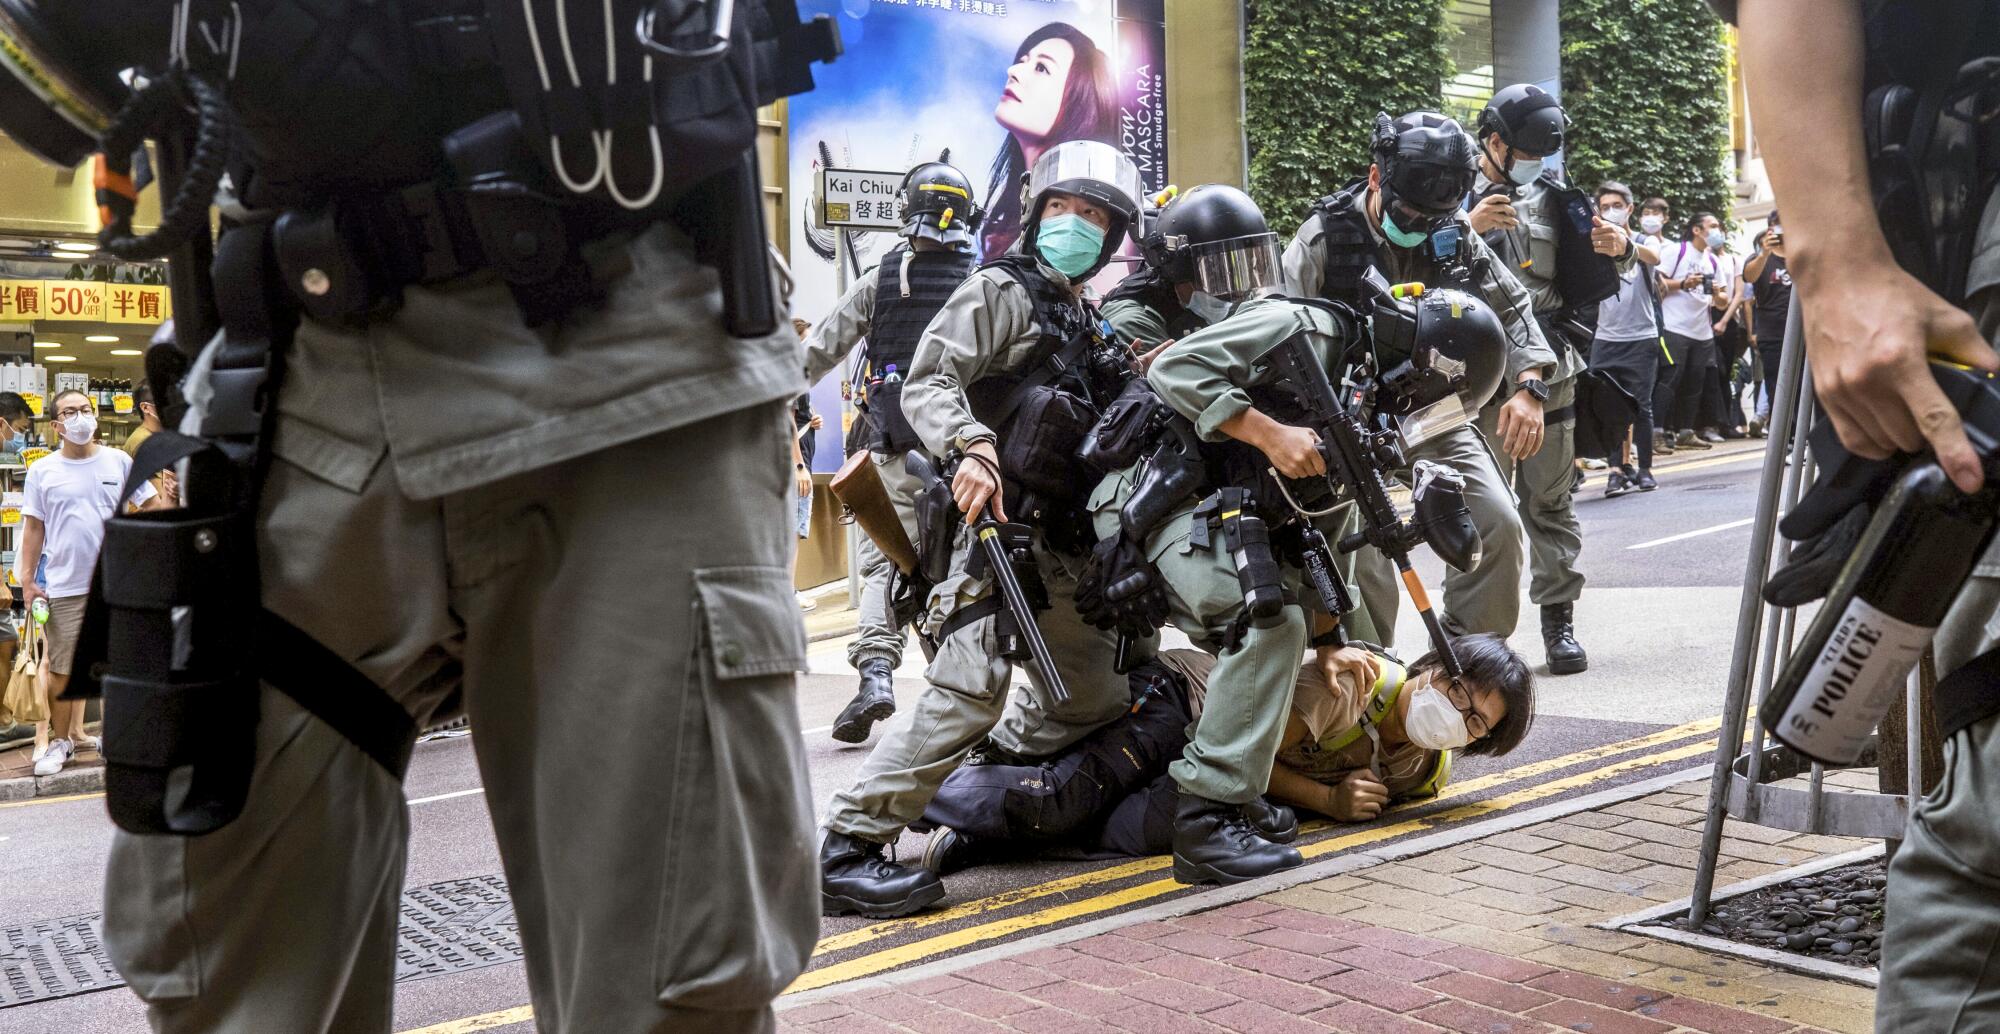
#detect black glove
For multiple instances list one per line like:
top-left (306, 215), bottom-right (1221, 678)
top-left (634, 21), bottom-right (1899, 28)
top-left (1075, 534), bottom-right (1172, 640)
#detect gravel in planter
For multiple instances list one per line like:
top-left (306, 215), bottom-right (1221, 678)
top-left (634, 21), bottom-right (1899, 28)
top-left (1644, 860), bottom-right (1886, 969)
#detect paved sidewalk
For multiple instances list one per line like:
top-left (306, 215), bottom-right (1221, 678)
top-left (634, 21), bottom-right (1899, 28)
top-left (0, 730), bottom-right (104, 800)
top-left (781, 779), bottom-right (1877, 1034)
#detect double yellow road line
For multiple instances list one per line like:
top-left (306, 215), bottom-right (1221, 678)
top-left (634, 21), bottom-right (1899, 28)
top-left (400, 714), bottom-right (1722, 1033)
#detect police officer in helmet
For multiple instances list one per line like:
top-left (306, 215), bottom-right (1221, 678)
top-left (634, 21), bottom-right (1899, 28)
top-left (1468, 83), bottom-right (1637, 676)
top-left (803, 154), bottom-right (982, 744)
top-left (0, 3), bottom-right (840, 1031)
top-left (819, 140), bottom-right (1147, 917)
top-left (1283, 111), bottom-right (1555, 649)
top-left (1101, 184), bottom-right (1270, 358)
top-left (1087, 186), bottom-right (1510, 883)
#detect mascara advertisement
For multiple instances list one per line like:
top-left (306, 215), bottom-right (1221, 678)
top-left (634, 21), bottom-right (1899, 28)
top-left (790, 0), bottom-right (1169, 470)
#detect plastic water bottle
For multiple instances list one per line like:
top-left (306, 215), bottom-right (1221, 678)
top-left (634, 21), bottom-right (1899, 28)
top-left (31, 597), bottom-right (47, 626)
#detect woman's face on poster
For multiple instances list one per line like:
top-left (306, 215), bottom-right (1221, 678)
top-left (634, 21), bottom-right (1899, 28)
top-left (995, 37), bottom-right (1076, 142)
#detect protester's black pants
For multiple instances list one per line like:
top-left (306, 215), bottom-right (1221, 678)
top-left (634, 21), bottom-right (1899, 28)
top-left (1653, 331), bottom-right (1705, 434)
top-left (1755, 337), bottom-right (1786, 418)
top-left (1591, 335), bottom-right (1660, 471)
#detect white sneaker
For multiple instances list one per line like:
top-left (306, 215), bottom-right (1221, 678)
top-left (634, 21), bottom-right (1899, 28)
top-left (33, 738), bottom-right (70, 776)
top-left (70, 732), bottom-right (99, 752)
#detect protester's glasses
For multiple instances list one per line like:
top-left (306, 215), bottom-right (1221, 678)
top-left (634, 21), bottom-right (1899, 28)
top-left (54, 404), bottom-right (93, 420)
top-left (1442, 677), bottom-right (1490, 741)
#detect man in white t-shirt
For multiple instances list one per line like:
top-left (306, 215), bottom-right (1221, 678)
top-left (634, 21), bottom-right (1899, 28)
top-left (1653, 213), bottom-right (1732, 450)
top-left (18, 389), bottom-right (159, 775)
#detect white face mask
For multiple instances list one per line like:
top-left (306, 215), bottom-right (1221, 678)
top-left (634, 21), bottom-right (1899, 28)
top-left (1186, 291), bottom-right (1232, 324)
top-left (1706, 229), bottom-right (1727, 250)
top-left (1639, 214), bottom-right (1664, 234)
top-left (60, 414), bottom-right (96, 446)
top-left (1403, 682), bottom-right (1474, 751)
top-left (1506, 155), bottom-right (1545, 187)
top-left (1601, 206), bottom-right (1630, 226)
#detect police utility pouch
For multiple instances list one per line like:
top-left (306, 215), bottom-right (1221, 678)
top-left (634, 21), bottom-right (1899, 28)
top-left (1000, 386), bottom-right (1100, 502)
top-left (1080, 379), bottom-right (1171, 471)
top-left (94, 506), bottom-right (261, 835)
top-left (1547, 180), bottom-right (1620, 310)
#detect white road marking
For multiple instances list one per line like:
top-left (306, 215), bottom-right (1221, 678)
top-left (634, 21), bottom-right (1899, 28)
top-left (407, 788), bottom-right (486, 806)
top-left (1626, 517), bottom-right (1754, 550)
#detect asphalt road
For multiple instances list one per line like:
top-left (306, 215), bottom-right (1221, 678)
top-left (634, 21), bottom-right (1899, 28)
top-left (0, 440), bottom-right (1771, 1034)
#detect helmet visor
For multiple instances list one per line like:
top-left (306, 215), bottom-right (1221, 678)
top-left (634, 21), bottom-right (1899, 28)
top-left (1027, 141), bottom-right (1143, 224)
top-left (1188, 233), bottom-right (1283, 300)
top-left (1390, 161), bottom-right (1472, 218)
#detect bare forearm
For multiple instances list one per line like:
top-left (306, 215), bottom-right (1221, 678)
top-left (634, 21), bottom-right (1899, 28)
top-left (1738, 1), bottom-right (1884, 284)
top-left (1266, 764), bottom-right (1335, 818)
top-left (1216, 407), bottom-right (1283, 453)
top-left (15, 523), bottom-right (41, 586)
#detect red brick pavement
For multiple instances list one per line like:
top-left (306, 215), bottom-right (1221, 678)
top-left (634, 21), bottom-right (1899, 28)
top-left (780, 902), bottom-right (1837, 1034)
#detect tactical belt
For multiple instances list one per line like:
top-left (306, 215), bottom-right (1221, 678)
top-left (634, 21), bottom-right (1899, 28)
top-left (933, 596), bottom-right (1005, 644)
top-left (1543, 404), bottom-right (1575, 425)
top-left (1936, 646), bottom-right (2000, 741)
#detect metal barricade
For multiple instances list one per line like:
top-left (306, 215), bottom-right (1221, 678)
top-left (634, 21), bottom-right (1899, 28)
top-left (1686, 297), bottom-right (1921, 925)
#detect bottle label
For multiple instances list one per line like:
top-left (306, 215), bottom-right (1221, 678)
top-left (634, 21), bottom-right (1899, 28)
top-left (1774, 596), bottom-right (1932, 764)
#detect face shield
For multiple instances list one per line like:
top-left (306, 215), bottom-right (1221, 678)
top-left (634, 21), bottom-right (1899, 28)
top-left (1026, 140), bottom-right (1143, 243)
top-left (1187, 232), bottom-right (1282, 302)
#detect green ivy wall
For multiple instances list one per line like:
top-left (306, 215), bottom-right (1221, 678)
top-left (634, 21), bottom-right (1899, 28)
top-left (1243, 0), bottom-right (1451, 234)
top-left (1242, 0), bottom-right (1732, 235)
top-left (1559, 0), bottom-right (1734, 230)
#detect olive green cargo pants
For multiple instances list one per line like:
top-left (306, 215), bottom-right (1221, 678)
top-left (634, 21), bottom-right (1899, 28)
top-left (1477, 376), bottom-right (1585, 608)
top-left (101, 284), bottom-right (817, 1032)
top-left (1090, 472), bottom-right (1305, 805)
top-left (824, 521), bottom-right (1134, 843)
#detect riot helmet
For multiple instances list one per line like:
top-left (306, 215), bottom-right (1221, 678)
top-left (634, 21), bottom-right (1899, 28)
top-left (1141, 185), bottom-right (1281, 301)
top-left (1478, 83), bottom-right (1567, 158)
top-left (1371, 111), bottom-right (1477, 244)
top-left (0, 3), bottom-right (169, 167)
top-left (1371, 285), bottom-right (1507, 450)
top-left (900, 154), bottom-right (982, 251)
top-left (1022, 140), bottom-right (1143, 279)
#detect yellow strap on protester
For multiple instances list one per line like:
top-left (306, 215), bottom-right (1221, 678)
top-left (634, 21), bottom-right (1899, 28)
top-left (1409, 748), bottom-right (1454, 799)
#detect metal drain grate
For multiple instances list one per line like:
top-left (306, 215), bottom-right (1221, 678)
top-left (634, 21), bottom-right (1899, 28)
top-left (0, 915), bottom-right (122, 1008)
top-left (1, 873), bottom-right (524, 1009)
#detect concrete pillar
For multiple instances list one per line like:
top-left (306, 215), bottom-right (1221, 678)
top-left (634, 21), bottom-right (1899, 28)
top-left (1492, 0), bottom-right (1561, 97)
top-left (1164, 0), bottom-right (1247, 189)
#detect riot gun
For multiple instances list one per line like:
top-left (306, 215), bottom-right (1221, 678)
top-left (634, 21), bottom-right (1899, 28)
top-left (904, 451), bottom-right (1072, 705)
top-left (1261, 284), bottom-right (1490, 678)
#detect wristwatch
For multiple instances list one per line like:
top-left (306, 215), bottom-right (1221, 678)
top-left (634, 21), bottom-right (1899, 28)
top-left (1516, 378), bottom-right (1550, 404)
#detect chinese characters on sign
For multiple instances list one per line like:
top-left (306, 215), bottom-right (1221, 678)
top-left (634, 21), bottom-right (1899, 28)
top-left (817, 168), bottom-right (907, 232)
top-left (0, 281), bottom-right (171, 324)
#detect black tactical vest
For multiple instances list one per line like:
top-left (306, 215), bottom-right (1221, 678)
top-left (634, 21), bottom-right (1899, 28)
top-left (1104, 267), bottom-right (1209, 341)
top-left (964, 255), bottom-right (1096, 424)
top-left (866, 245), bottom-right (975, 453)
top-left (869, 246), bottom-right (977, 373)
top-left (1310, 183), bottom-right (1388, 309)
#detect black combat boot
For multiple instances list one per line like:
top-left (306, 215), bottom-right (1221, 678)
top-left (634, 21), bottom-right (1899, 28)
top-left (1542, 603), bottom-right (1588, 675)
top-left (1242, 797), bottom-right (1299, 844)
top-left (831, 657), bottom-right (897, 743)
top-left (820, 831), bottom-right (945, 918)
top-left (1171, 792), bottom-right (1304, 885)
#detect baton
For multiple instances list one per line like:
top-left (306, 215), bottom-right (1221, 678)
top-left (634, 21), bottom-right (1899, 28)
top-left (974, 517), bottom-right (1071, 706)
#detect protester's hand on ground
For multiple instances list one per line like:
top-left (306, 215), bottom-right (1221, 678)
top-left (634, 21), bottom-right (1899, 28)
top-left (1329, 770), bottom-right (1390, 822)
top-left (1802, 260), bottom-right (1999, 492)
top-left (954, 440), bottom-right (1007, 523)
top-left (1467, 194), bottom-right (1517, 235)
top-left (1496, 391), bottom-right (1546, 460)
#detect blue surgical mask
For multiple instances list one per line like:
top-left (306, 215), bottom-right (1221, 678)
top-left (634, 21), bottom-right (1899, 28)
top-left (1186, 290), bottom-right (1232, 324)
top-left (1507, 155), bottom-right (1545, 187)
top-left (1380, 207), bottom-right (1430, 249)
top-left (1706, 229), bottom-right (1727, 250)
top-left (1033, 213), bottom-right (1107, 280)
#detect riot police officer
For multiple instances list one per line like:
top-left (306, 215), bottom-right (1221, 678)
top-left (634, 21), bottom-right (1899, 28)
top-left (1466, 84), bottom-right (1637, 674)
top-left (0, 4), bottom-right (839, 1032)
top-left (1101, 184), bottom-right (1267, 355)
top-left (802, 157), bottom-right (982, 742)
top-left (1086, 191), bottom-right (1509, 883)
top-left (1283, 111), bottom-right (1555, 646)
top-left (819, 140), bottom-right (1145, 917)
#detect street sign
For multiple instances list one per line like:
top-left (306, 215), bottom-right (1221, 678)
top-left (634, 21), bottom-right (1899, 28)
top-left (817, 167), bottom-right (905, 231)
